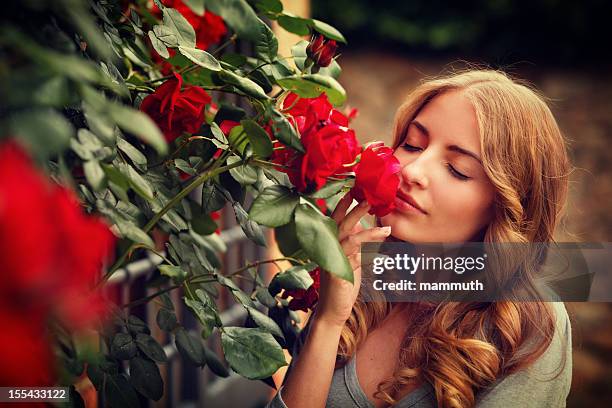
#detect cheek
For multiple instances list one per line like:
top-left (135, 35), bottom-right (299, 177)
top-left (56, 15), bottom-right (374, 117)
top-left (432, 181), bottom-right (494, 230)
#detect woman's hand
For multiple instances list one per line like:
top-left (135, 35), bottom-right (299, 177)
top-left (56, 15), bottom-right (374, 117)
top-left (314, 193), bottom-right (392, 327)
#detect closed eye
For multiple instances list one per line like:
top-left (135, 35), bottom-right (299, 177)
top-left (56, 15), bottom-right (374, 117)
top-left (402, 143), bottom-right (422, 152)
top-left (446, 163), bottom-right (470, 180)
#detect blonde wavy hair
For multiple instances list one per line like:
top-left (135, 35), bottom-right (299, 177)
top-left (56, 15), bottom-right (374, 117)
top-left (335, 70), bottom-right (571, 407)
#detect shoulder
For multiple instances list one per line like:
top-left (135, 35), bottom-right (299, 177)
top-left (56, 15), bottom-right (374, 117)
top-left (476, 302), bottom-right (572, 408)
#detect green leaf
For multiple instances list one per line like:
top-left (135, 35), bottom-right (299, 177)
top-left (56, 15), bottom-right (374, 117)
top-left (117, 138), bottom-right (147, 172)
top-left (175, 327), bottom-right (206, 365)
top-left (101, 164), bottom-right (131, 202)
top-left (156, 308), bottom-right (178, 332)
top-left (87, 366), bottom-right (139, 408)
top-left (274, 220), bottom-right (307, 259)
top-left (255, 22), bottom-right (278, 63)
top-left (207, 0), bottom-right (262, 41)
top-left (247, 307), bottom-right (284, 339)
top-left (249, 69), bottom-right (273, 94)
top-left (129, 356), bottom-right (163, 401)
top-left (278, 15), bottom-right (311, 36)
top-left (227, 125), bottom-right (248, 155)
top-left (110, 333), bottom-right (137, 360)
top-left (135, 333), bottom-right (167, 363)
top-left (10, 109), bottom-right (73, 158)
top-left (227, 156), bottom-right (258, 185)
top-left (77, 128), bottom-right (104, 151)
top-left (174, 158), bottom-right (196, 175)
top-left (201, 181), bottom-right (227, 213)
top-left (190, 206), bottom-right (218, 235)
top-left (256, 0), bottom-right (283, 13)
top-left (158, 265), bottom-right (187, 281)
top-left (290, 40), bottom-right (308, 71)
top-left (221, 327), bottom-right (286, 379)
top-left (311, 19), bottom-right (347, 43)
top-left (210, 122), bottom-right (230, 149)
top-left (118, 162), bottom-right (155, 201)
top-left (277, 74), bottom-right (346, 106)
top-left (241, 119), bottom-right (273, 158)
top-left (115, 219), bottom-right (154, 247)
top-left (233, 202), bottom-right (267, 246)
top-left (162, 8), bottom-right (197, 47)
top-left (317, 59), bottom-right (342, 79)
top-left (249, 185), bottom-right (298, 227)
top-left (84, 104), bottom-right (116, 145)
top-left (84, 160), bottom-right (106, 191)
top-left (107, 104), bottom-right (167, 155)
top-left (218, 70), bottom-right (269, 99)
top-left (221, 53), bottom-right (247, 68)
top-left (295, 204), bottom-right (353, 282)
top-left (268, 107), bottom-right (304, 153)
top-left (152, 25), bottom-right (179, 48)
top-left (178, 46), bottom-right (222, 71)
top-left (148, 30), bottom-right (170, 58)
top-left (270, 264), bottom-right (315, 293)
top-left (183, 0), bottom-right (206, 15)
top-left (184, 290), bottom-right (219, 338)
top-left (127, 315), bottom-right (151, 335)
top-left (255, 286), bottom-right (277, 308)
top-left (204, 347), bottom-right (229, 377)
top-left (309, 179), bottom-right (348, 199)
top-left (64, 6), bottom-right (113, 59)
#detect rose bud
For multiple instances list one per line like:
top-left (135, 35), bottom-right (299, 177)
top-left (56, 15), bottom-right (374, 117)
top-left (306, 34), bottom-right (337, 67)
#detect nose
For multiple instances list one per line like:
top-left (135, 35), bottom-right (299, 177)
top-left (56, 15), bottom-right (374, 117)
top-left (399, 155), bottom-right (429, 189)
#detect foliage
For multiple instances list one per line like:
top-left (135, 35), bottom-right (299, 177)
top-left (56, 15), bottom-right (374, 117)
top-left (0, 0), bottom-right (367, 405)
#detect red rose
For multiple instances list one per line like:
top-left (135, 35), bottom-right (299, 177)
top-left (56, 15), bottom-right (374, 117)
top-left (296, 125), bottom-right (360, 191)
top-left (351, 142), bottom-right (401, 217)
top-left (0, 309), bottom-right (53, 387)
top-left (140, 72), bottom-right (211, 142)
top-left (151, 1), bottom-right (227, 50)
top-left (281, 267), bottom-right (321, 312)
top-left (0, 141), bottom-right (116, 385)
top-left (272, 93), bottom-right (360, 192)
top-left (306, 34), bottom-right (337, 68)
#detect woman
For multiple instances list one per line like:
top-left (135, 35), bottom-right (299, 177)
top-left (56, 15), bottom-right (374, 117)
top-left (267, 70), bottom-right (572, 408)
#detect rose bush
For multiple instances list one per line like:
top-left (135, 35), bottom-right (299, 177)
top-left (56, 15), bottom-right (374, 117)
top-left (0, 0), bottom-right (399, 405)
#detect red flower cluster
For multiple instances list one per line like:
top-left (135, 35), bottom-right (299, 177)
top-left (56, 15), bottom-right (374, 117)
top-left (140, 72), bottom-right (211, 142)
top-left (151, 0), bottom-right (227, 50)
top-left (351, 142), bottom-right (401, 217)
top-left (0, 141), bottom-right (116, 386)
top-left (281, 267), bottom-right (321, 312)
top-left (306, 34), bottom-right (338, 68)
top-left (273, 93), bottom-right (361, 193)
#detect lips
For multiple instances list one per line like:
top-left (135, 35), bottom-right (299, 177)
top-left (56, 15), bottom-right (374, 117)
top-left (396, 189), bottom-right (427, 214)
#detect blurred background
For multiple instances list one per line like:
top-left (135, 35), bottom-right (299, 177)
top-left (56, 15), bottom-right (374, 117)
top-left (271, 0), bottom-right (612, 407)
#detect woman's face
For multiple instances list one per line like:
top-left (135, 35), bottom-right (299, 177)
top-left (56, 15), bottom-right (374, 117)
top-left (380, 90), bottom-right (496, 243)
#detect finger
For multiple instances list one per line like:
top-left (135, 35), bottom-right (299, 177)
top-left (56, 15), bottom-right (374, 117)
top-left (331, 192), bottom-right (353, 223)
top-left (348, 252), bottom-right (361, 270)
top-left (341, 226), bottom-right (392, 255)
top-left (338, 201), bottom-right (371, 239)
top-left (348, 221), bottom-right (365, 236)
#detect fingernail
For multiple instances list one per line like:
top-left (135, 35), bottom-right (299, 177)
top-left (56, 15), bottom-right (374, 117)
top-left (380, 226), bottom-right (391, 236)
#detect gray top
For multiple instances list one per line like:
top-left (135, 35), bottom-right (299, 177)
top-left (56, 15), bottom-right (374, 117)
top-left (266, 302), bottom-right (572, 408)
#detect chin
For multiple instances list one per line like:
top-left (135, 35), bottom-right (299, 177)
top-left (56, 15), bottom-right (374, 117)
top-left (377, 214), bottom-right (427, 242)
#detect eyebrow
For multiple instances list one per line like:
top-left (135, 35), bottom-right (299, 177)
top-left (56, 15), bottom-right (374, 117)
top-left (410, 120), bottom-right (482, 164)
